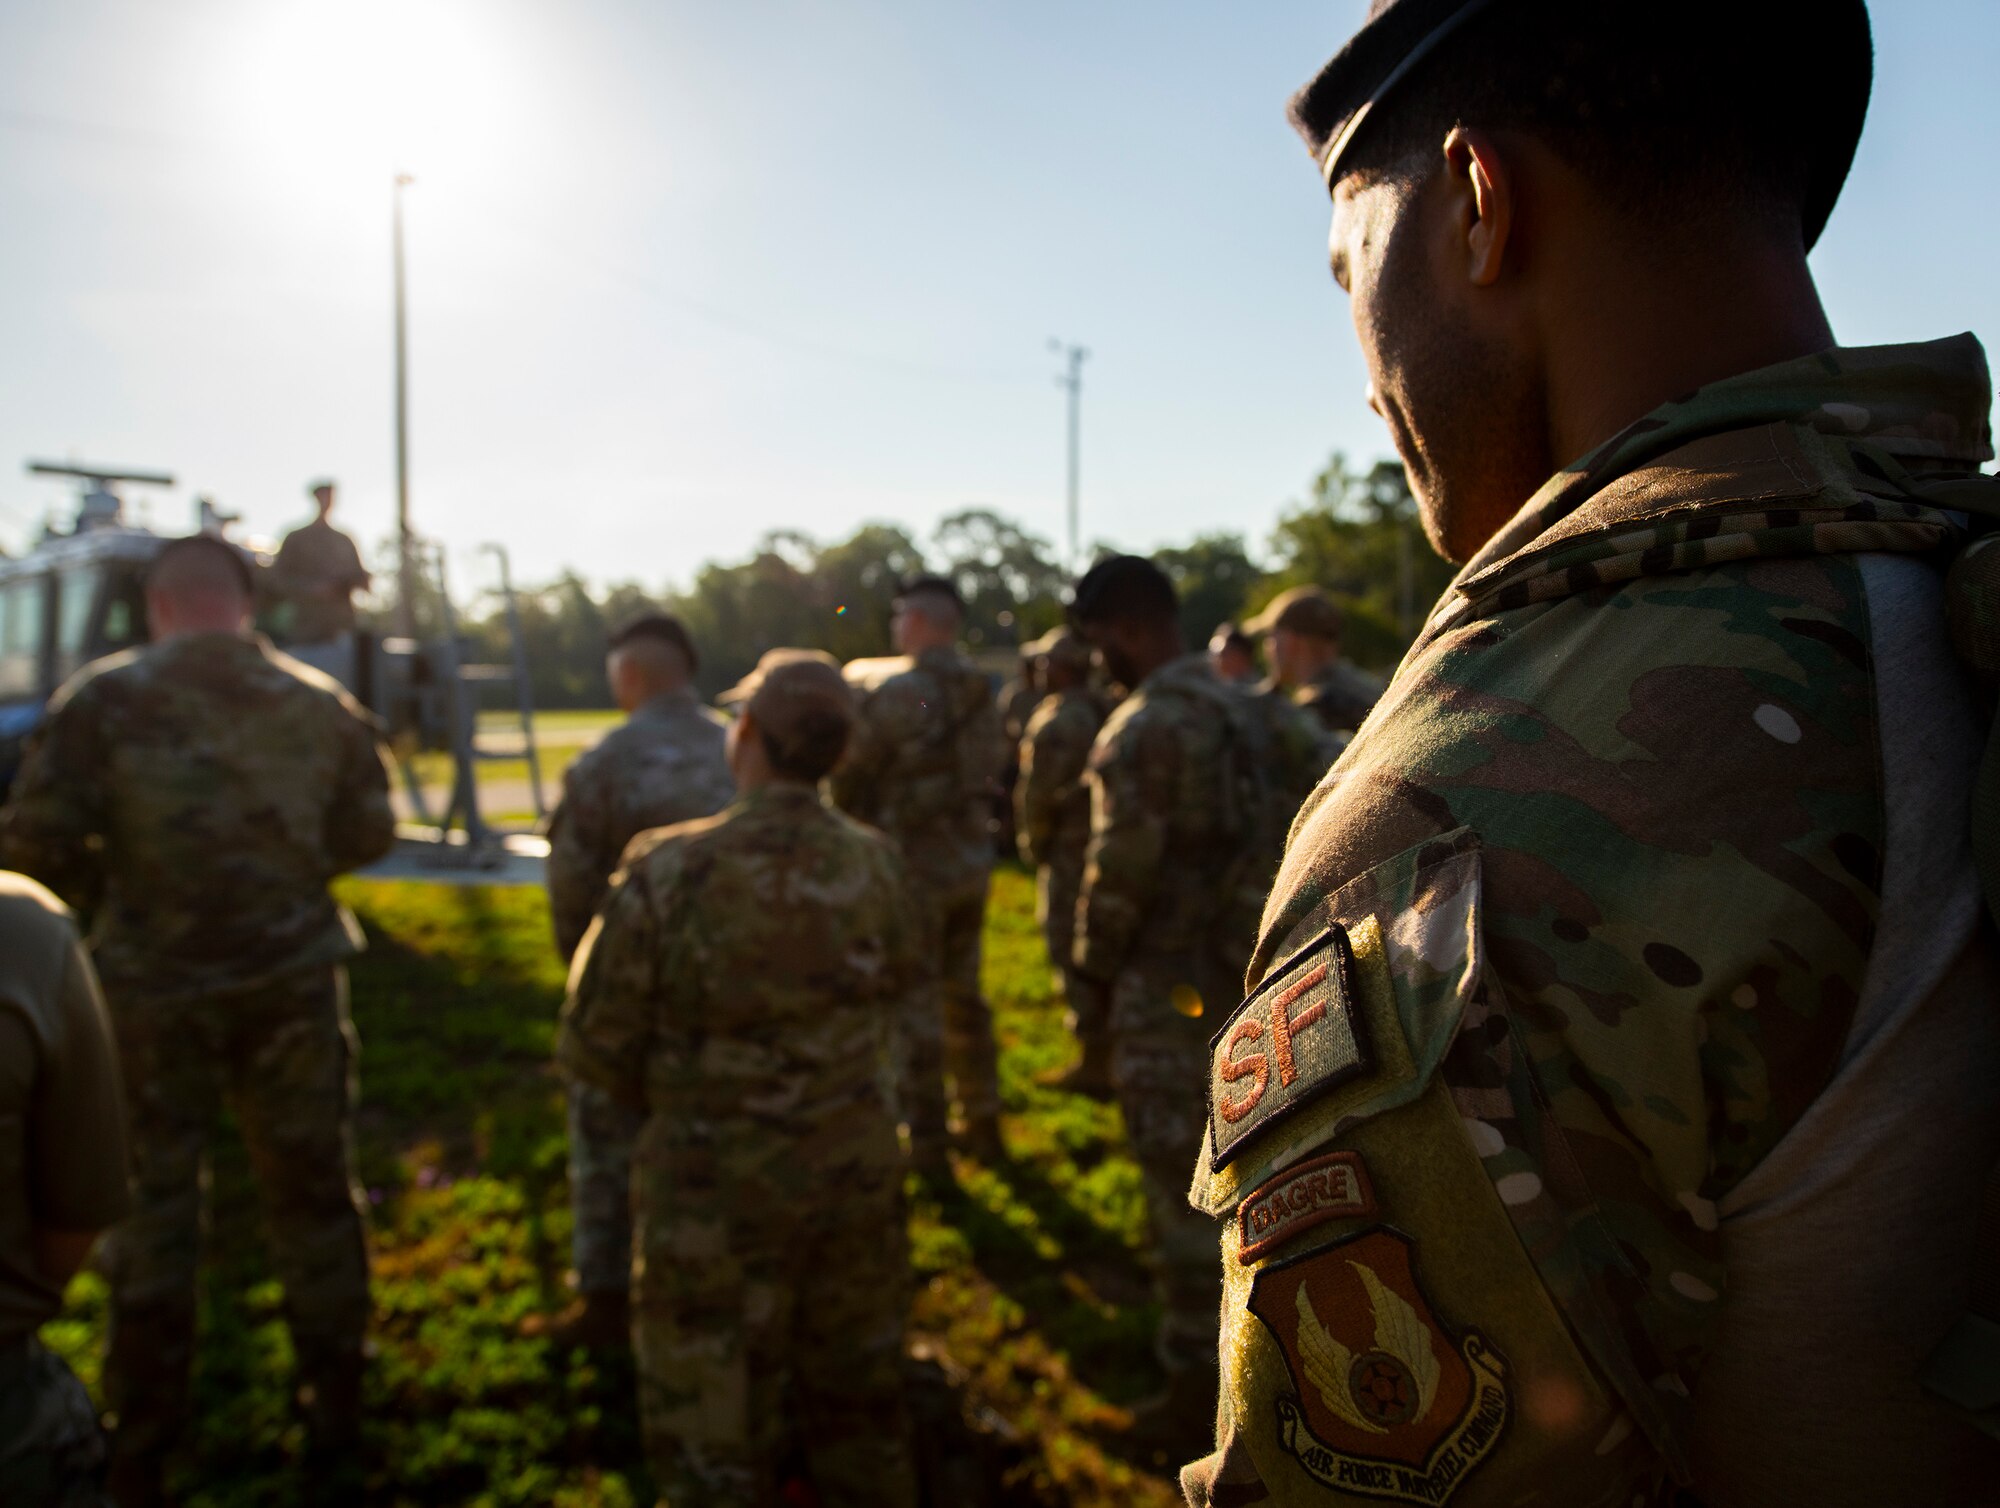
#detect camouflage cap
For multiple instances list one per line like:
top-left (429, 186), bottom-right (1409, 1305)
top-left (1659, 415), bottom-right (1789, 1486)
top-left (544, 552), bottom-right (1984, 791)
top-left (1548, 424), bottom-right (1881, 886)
top-left (1243, 586), bottom-right (1344, 642)
top-left (1026, 627), bottom-right (1092, 671)
top-left (1288, 0), bottom-right (1871, 249)
top-left (719, 648), bottom-right (854, 744)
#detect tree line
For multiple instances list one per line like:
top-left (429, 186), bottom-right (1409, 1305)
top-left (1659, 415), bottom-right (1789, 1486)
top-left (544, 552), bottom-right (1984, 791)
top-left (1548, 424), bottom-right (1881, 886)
top-left (458, 452), bottom-right (1456, 708)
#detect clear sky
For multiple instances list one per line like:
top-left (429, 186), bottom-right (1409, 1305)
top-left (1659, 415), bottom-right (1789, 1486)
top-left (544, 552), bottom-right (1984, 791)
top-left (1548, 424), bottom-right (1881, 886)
top-left (1, 0), bottom-right (1995, 596)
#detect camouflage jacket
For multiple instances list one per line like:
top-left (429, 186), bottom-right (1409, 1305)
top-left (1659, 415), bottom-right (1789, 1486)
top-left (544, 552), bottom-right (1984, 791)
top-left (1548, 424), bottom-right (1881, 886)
top-left (1185, 337), bottom-right (2000, 1506)
top-left (556, 782), bottom-right (927, 1146)
top-left (1073, 654), bottom-right (1273, 986)
top-left (830, 645), bottom-right (1003, 887)
top-left (1241, 682), bottom-right (1342, 838)
top-left (1295, 658), bottom-right (1383, 737)
top-left (544, 689), bottom-right (733, 961)
top-left (0, 632), bottom-right (394, 1003)
top-left (1014, 687), bottom-right (1106, 873)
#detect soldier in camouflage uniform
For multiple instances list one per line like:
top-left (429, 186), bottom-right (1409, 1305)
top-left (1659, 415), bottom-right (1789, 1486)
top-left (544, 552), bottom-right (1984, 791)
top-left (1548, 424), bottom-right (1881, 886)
top-left (533, 612), bottom-right (733, 1351)
top-left (558, 649), bottom-right (921, 1507)
top-left (0, 872), bottom-right (130, 1508)
top-left (1186, 5), bottom-right (2000, 1505)
top-left (1013, 627), bottom-right (1112, 1097)
top-left (1207, 622), bottom-right (1261, 687)
top-left (831, 576), bottom-right (1006, 1168)
top-left (1243, 586), bottom-right (1383, 738)
top-left (1066, 556), bottom-right (1273, 1442)
top-left (0, 536), bottom-right (394, 1505)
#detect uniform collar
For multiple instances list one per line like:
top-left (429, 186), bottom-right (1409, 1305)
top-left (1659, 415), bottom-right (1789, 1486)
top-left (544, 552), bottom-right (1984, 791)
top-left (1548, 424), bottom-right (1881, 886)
top-left (630, 687), bottom-right (700, 722)
top-left (1417, 335), bottom-right (1997, 647)
top-left (1460, 334), bottom-right (1993, 584)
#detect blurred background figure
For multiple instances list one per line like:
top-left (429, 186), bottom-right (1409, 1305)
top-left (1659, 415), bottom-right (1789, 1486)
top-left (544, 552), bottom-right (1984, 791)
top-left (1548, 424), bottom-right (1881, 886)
top-left (0, 872), bottom-right (130, 1508)
top-left (1012, 627), bottom-right (1112, 1098)
top-left (1065, 556), bottom-right (1273, 1444)
top-left (1206, 621), bottom-right (1259, 686)
top-left (832, 576), bottom-right (1007, 1171)
top-left (558, 649), bottom-right (921, 1507)
top-left (529, 611), bottom-right (733, 1352)
top-left (993, 643), bottom-right (1046, 859)
top-left (272, 480), bottom-right (372, 691)
top-left (1244, 585), bottom-right (1383, 736)
top-left (0, 535), bottom-right (395, 1507)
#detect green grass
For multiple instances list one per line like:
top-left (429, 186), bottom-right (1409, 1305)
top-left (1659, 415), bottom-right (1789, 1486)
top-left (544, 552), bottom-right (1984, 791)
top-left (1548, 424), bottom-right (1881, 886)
top-left (45, 866), bottom-right (1183, 1507)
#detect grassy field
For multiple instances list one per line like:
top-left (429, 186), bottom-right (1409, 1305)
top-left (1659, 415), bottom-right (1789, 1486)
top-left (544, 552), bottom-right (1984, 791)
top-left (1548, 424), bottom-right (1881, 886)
top-left (44, 865), bottom-right (1186, 1507)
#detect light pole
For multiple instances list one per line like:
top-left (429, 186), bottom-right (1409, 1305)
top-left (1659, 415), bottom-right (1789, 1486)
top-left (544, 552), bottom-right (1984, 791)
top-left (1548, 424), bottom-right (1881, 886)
top-left (392, 172), bottom-right (416, 634)
top-left (1050, 339), bottom-right (1088, 570)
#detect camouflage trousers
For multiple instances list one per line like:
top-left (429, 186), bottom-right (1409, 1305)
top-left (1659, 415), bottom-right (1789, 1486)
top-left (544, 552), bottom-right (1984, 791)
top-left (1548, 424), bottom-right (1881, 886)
top-left (1035, 859), bottom-right (1105, 1050)
top-left (1109, 954), bottom-right (1228, 1380)
top-left (0, 1337), bottom-right (111, 1507)
top-left (566, 1081), bottom-right (641, 1296)
top-left (100, 965), bottom-right (370, 1463)
top-left (905, 872), bottom-right (999, 1148)
top-left (634, 1099), bottom-right (917, 1507)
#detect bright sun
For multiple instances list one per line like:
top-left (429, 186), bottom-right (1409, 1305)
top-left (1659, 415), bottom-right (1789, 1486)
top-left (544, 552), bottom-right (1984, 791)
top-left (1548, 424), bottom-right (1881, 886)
top-left (225, 0), bottom-right (522, 194)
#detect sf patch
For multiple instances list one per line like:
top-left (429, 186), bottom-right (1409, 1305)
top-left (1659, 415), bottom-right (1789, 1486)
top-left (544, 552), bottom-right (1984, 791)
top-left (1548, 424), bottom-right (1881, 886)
top-left (1238, 1151), bottom-right (1377, 1264)
top-left (1209, 926), bottom-right (1368, 1168)
top-left (1248, 1228), bottom-right (1509, 1506)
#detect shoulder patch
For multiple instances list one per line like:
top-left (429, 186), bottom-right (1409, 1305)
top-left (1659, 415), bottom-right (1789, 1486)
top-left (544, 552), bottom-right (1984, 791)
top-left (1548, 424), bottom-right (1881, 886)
top-left (1209, 926), bottom-right (1369, 1169)
top-left (1238, 1151), bottom-right (1377, 1265)
top-left (1249, 1227), bottom-right (1510, 1505)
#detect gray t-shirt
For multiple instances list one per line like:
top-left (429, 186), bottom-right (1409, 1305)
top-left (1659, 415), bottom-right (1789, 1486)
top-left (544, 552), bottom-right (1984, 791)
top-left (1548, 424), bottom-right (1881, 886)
top-left (1686, 552), bottom-right (2000, 1505)
top-left (0, 872), bottom-right (131, 1345)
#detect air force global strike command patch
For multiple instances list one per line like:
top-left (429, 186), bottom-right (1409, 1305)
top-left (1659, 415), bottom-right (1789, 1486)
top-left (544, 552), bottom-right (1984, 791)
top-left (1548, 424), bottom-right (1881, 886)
top-left (1209, 926), bottom-right (1368, 1168)
top-left (1249, 1229), bottom-right (1510, 1506)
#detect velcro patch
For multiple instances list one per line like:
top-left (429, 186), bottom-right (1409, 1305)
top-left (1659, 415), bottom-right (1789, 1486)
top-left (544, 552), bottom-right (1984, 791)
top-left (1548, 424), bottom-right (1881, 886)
top-left (1209, 926), bottom-right (1369, 1169)
top-left (1238, 1151), bottom-right (1377, 1264)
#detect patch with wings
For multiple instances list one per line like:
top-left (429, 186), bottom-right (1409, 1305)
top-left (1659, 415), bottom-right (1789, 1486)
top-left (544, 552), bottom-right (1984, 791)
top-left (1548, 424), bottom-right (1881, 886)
top-left (1247, 1228), bottom-right (1509, 1505)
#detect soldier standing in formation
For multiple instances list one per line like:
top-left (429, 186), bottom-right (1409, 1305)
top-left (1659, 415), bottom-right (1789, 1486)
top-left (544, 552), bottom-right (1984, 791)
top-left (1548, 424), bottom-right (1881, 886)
top-left (0, 873), bottom-right (131, 1507)
top-left (532, 612), bottom-right (733, 1350)
top-left (1066, 556), bottom-right (1272, 1441)
top-left (1242, 585), bottom-right (1382, 737)
top-left (558, 649), bottom-right (922, 1507)
top-left (1206, 622), bottom-right (1260, 687)
top-left (831, 576), bottom-right (1006, 1169)
top-left (0, 536), bottom-right (395, 1506)
top-left (1012, 627), bottom-right (1112, 1098)
top-left (1187, 2), bottom-right (2000, 1504)
top-left (271, 480), bottom-right (373, 693)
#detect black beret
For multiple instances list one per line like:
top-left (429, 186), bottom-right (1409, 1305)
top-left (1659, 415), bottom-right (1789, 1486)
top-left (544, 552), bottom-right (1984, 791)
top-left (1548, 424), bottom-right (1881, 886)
top-left (608, 610), bottom-right (698, 672)
top-left (1288, 0), bottom-right (1872, 250)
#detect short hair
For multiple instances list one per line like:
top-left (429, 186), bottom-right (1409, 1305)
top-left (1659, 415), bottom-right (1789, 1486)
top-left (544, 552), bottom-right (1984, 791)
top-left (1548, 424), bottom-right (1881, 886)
top-left (608, 611), bottom-right (697, 674)
top-left (1069, 555), bottom-right (1178, 629)
top-left (147, 535), bottom-right (254, 599)
top-left (896, 574), bottom-right (964, 627)
top-left (1210, 623), bottom-right (1255, 659)
top-left (1328, 0), bottom-right (1831, 236)
top-left (759, 709), bottom-right (850, 782)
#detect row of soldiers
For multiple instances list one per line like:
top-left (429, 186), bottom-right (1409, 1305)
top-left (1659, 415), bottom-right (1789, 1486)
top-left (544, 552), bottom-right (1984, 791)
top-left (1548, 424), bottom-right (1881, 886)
top-left (538, 567), bottom-right (1383, 1485)
top-left (0, 529), bottom-right (1373, 1505)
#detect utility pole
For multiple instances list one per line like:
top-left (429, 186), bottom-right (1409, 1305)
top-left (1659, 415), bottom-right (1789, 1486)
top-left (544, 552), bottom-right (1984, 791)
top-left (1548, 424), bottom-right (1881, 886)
top-left (392, 173), bottom-right (416, 635)
top-left (1049, 340), bottom-right (1088, 570)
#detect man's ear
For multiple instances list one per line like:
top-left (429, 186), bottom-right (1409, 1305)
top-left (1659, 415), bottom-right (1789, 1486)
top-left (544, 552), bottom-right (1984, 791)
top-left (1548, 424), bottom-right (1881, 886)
top-left (1442, 126), bottom-right (1514, 288)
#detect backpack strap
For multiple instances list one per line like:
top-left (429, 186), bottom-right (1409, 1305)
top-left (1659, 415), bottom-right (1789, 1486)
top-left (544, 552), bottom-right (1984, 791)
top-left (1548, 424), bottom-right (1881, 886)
top-left (1918, 477), bottom-right (2000, 1440)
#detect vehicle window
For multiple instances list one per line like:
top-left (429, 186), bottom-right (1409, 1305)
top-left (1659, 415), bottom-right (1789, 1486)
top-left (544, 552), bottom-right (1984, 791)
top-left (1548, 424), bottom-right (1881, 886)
top-left (53, 565), bottom-right (102, 679)
top-left (0, 577), bottom-right (48, 697)
top-left (99, 566), bottom-right (148, 653)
